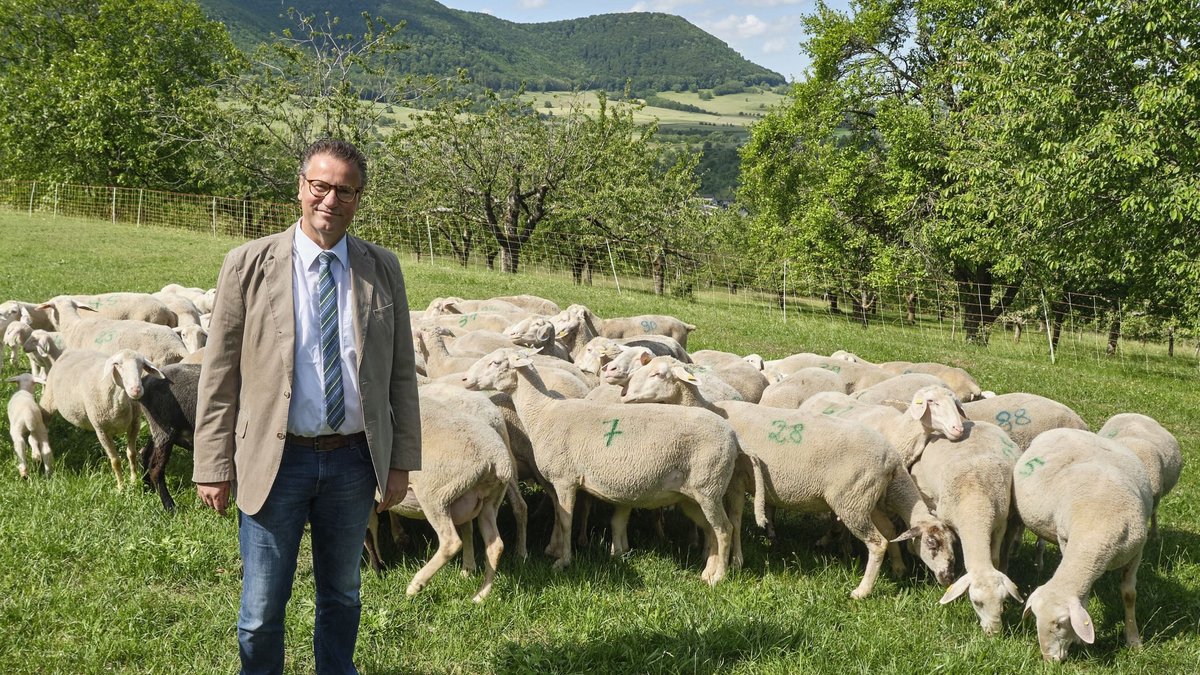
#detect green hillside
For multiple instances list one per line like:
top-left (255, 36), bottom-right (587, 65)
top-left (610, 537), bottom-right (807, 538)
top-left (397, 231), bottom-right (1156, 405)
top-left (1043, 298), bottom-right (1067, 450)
top-left (195, 0), bottom-right (786, 92)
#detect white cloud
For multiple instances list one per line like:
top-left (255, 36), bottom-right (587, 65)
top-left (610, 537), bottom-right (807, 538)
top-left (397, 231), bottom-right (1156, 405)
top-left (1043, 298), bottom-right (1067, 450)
top-left (762, 37), bottom-right (791, 54)
top-left (518, 0), bottom-right (547, 8)
top-left (628, 1), bottom-right (703, 12)
top-left (707, 14), bottom-right (770, 39)
top-left (738, 0), bottom-right (808, 6)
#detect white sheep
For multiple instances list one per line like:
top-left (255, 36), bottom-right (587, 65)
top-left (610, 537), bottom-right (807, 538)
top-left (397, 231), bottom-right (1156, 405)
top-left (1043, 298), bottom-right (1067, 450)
top-left (1014, 428), bottom-right (1152, 661)
top-left (878, 361), bottom-right (984, 402)
top-left (39, 349), bottom-right (164, 489)
top-left (488, 294), bottom-right (560, 315)
top-left (1, 300), bottom-right (54, 330)
top-left (173, 324), bottom-right (208, 353)
top-left (574, 335), bottom-right (689, 375)
top-left (22, 329), bottom-right (66, 380)
top-left (621, 356), bottom-right (918, 598)
top-left (759, 367), bottom-right (847, 408)
top-left (425, 296), bottom-right (527, 317)
top-left (503, 316), bottom-right (573, 361)
top-left (432, 310), bottom-right (522, 334)
top-left (7, 373), bottom-right (53, 479)
top-left (851, 373), bottom-right (952, 411)
top-left (59, 292), bottom-right (175, 327)
top-left (769, 353), bottom-right (892, 392)
top-left (152, 291), bottom-right (203, 327)
top-left (3, 314), bottom-right (33, 367)
top-left (962, 392), bottom-right (1089, 452)
top-left (911, 421), bottom-right (1024, 636)
top-left (554, 304), bottom-right (696, 348)
top-left (604, 350), bottom-right (743, 403)
top-left (463, 348), bottom-right (739, 585)
top-left (1097, 412), bottom-right (1183, 538)
top-left (38, 297), bottom-right (188, 365)
top-left (685, 359), bottom-right (768, 404)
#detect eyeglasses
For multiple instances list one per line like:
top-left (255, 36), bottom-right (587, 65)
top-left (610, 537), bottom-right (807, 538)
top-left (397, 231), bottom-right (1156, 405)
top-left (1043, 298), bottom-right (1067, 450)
top-left (303, 177), bottom-right (363, 203)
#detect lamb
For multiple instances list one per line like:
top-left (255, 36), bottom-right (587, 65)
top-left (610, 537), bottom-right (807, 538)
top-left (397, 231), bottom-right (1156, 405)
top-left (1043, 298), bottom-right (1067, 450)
top-left (1, 300), bottom-right (54, 330)
top-left (758, 367), bottom-right (847, 408)
top-left (851, 373), bottom-right (952, 411)
top-left (621, 356), bottom-right (930, 598)
top-left (39, 349), bottom-right (164, 489)
top-left (367, 388), bottom-right (515, 602)
top-left (463, 348), bottom-right (739, 585)
top-left (136, 363), bottom-right (201, 512)
top-left (555, 304), bottom-right (696, 348)
top-left (7, 373), bottom-right (53, 479)
top-left (38, 297), bottom-right (188, 365)
top-left (22, 329), bottom-right (65, 380)
top-left (1097, 413), bottom-right (1183, 537)
top-left (3, 314), bottom-right (33, 367)
top-left (962, 392), bottom-right (1089, 452)
top-left (879, 361), bottom-right (984, 402)
top-left (1014, 429), bottom-right (1152, 661)
top-left (910, 421), bottom-right (1024, 636)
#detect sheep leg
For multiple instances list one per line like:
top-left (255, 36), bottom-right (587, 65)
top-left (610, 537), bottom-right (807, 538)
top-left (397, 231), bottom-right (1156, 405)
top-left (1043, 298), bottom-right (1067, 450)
top-left (575, 492), bottom-right (593, 548)
top-left (472, 496), bottom-right (504, 603)
top-left (10, 432), bottom-right (29, 479)
top-left (1000, 512), bottom-right (1023, 573)
top-left (724, 481), bottom-right (745, 571)
top-left (609, 505), bottom-right (632, 557)
top-left (94, 428), bottom-right (126, 490)
top-left (406, 507), bottom-right (462, 597)
top-left (871, 509), bottom-right (906, 577)
top-left (459, 520), bottom-right (476, 576)
top-left (1150, 499), bottom-right (1160, 539)
top-left (504, 477), bottom-right (528, 559)
top-left (124, 410), bottom-right (141, 487)
top-left (34, 436), bottom-right (53, 478)
top-left (140, 433), bottom-right (176, 513)
top-left (549, 482), bottom-right (578, 570)
top-left (677, 500), bottom-right (716, 579)
top-left (838, 508), bottom-right (888, 599)
top-left (678, 497), bottom-right (730, 585)
top-left (1120, 552), bottom-right (1142, 648)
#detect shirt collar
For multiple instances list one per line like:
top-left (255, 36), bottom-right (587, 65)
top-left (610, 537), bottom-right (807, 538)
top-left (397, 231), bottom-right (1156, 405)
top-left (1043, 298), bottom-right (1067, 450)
top-left (293, 220), bottom-right (349, 271)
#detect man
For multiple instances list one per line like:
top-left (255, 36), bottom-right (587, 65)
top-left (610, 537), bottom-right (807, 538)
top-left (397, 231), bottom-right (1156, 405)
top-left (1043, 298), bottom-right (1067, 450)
top-left (193, 138), bottom-right (421, 674)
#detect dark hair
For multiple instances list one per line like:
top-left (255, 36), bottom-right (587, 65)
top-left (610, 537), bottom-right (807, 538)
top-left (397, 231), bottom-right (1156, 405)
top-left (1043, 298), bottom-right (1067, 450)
top-left (300, 139), bottom-right (368, 186)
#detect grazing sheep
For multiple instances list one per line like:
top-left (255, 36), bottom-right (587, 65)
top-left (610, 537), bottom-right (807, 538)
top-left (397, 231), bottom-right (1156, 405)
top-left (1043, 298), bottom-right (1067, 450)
top-left (1014, 429), bottom-right (1152, 661)
top-left (556, 304), bottom-right (696, 348)
top-left (879, 362), bottom-right (984, 402)
top-left (22, 329), bottom-right (65, 380)
top-left (38, 297), bottom-right (188, 365)
top-left (852, 373), bottom-right (952, 411)
top-left (39, 349), bottom-right (164, 489)
top-left (7, 373), bottom-right (53, 479)
top-left (463, 349), bottom-right (738, 585)
top-left (759, 367), bottom-right (847, 408)
top-left (962, 393), bottom-right (1089, 452)
top-left (3, 316), bottom-right (33, 367)
top-left (137, 363), bottom-right (201, 512)
top-left (621, 356), bottom-right (915, 598)
top-left (367, 389), bottom-right (515, 602)
top-left (1097, 413), bottom-right (1183, 537)
top-left (911, 421), bottom-right (1024, 636)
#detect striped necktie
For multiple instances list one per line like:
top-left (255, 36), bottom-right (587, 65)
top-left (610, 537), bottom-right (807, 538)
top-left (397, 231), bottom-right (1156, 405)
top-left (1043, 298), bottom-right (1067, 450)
top-left (317, 251), bottom-right (345, 430)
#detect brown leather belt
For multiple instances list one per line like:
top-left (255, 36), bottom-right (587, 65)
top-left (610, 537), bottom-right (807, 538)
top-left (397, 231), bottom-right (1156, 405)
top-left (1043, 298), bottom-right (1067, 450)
top-left (285, 431), bottom-right (367, 452)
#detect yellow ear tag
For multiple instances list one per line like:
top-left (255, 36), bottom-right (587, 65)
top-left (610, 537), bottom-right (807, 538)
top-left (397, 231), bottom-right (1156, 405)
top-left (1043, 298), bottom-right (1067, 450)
top-left (913, 399), bottom-right (924, 405)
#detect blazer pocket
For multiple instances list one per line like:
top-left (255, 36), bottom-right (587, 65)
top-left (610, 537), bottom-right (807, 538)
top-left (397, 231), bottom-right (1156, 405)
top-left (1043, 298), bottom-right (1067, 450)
top-left (235, 414), bottom-right (250, 439)
top-left (372, 303), bottom-right (394, 321)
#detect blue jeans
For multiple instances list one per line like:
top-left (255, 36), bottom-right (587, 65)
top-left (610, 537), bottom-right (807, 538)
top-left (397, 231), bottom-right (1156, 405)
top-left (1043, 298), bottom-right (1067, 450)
top-left (237, 440), bottom-right (377, 675)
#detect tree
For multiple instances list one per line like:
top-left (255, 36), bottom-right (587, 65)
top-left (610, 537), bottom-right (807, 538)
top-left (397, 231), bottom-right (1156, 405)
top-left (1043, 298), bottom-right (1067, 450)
top-left (0, 0), bottom-right (236, 188)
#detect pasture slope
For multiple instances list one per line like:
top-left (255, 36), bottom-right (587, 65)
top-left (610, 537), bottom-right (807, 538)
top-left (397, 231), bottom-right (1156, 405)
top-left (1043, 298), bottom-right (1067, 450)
top-left (0, 212), bottom-right (1197, 673)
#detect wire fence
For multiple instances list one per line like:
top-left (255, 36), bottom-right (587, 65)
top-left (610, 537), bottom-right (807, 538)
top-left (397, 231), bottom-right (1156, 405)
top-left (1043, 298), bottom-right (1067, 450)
top-left (2, 179), bottom-right (1195, 367)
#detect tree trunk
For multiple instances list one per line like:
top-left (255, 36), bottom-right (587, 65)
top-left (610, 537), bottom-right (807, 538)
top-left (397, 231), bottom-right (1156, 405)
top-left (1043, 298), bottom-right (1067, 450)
top-left (1106, 315), bottom-right (1121, 356)
top-left (954, 264), bottom-right (1019, 345)
top-left (1050, 301), bottom-right (1067, 351)
top-left (825, 290), bottom-right (840, 314)
top-left (499, 241), bottom-right (521, 274)
top-left (584, 260), bottom-right (593, 286)
top-left (1168, 326), bottom-right (1175, 357)
top-left (1013, 322), bottom-right (1023, 343)
top-left (571, 255), bottom-right (585, 285)
top-left (652, 249), bottom-right (666, 296)
top-left (851, 290), bottom-right (874, 327)
top-left (905, 292), bottom-right (917, 324)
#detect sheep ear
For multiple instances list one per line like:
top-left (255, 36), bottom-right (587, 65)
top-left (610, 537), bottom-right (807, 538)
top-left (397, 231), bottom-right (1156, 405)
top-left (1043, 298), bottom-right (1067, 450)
top-left (891, 526), bottom-right (920, 543)
top-left (508, 351), bottom-right (534, 368)
top-left (535, 323), bottom-right (554, 343)
top-left (671, 364), bottom-right (698, 383)
top-left (939, 574), bottom-right (972, 605)
top-left (142, 361), bottom-right (167, 380)
top-left (19, 307), bottom-right (32, 323)
top-left (638, 351), bottom-right (652, 366)
top-left (1001, 573), bottom-right (1024, 603)
top-left (172, 326), bottom-right (185, 335)
top-left (4, 376), bottom-right (17, 383)
top-left (1068, 597), bottom-right (1095, 644)
top-left (955, 398), bottom-right (967, 419)
top-left (909, 396), bottom-right (929, 420)
top-left (32, 375), bottom-right (46, 385)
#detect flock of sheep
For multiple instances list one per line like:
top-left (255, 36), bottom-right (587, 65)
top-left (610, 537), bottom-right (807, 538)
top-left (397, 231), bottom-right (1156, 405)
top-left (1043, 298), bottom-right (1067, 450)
top-left (1, 288), bottom-right (1186, 662)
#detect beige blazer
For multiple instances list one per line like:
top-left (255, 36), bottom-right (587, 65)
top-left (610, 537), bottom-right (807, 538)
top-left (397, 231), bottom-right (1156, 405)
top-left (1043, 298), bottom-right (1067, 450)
top-left (192, 224), bottom-right (422, 515)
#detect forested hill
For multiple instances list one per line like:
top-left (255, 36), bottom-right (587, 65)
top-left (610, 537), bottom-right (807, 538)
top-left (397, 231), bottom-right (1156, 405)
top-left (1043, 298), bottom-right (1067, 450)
top-left (196, 0), bottom-right (786, 92)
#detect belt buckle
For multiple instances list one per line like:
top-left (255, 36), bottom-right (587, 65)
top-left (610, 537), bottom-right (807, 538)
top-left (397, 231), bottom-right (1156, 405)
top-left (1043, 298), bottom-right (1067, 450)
top-left (312, 435), bottom-right (331, 452)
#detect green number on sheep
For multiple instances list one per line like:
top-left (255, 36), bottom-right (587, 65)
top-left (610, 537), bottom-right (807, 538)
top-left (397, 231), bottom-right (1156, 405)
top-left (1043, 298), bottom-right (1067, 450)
top-left (821, 404), bottom-right (855, 417)
top-left (602, 419), bottom-right (623, 447)
top-left (640, 319), bottom-right (657, 331)
top-left (768, 420), bottom-right (804, 444)
top-left (1014, 408), bottom-right (1031, 426)
top-left (997, 408), bottom-right (1034, 432)
top-left (94, 330), bottom-right (114, 345)
top-left (457, 312), bottom-right (477, 328)
top-left (1019, 457), bottom-right (1045, 477)
top-left (1102, 429), bottom-right (1118, 438)
top-left (999, 437), bottom-right (1019, 459)
top-left (820, 363), bottom-right (842, 373)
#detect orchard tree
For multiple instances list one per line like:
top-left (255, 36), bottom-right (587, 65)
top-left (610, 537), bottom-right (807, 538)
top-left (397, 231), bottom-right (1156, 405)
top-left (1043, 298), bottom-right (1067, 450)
top-left (0, 0), bottom-right (236, 188)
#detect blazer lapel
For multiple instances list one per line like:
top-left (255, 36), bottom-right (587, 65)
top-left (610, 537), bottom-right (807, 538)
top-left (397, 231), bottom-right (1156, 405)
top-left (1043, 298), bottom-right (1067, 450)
top-left (264, 226), bottom-right (297, 385)
top-left (348, 235), bottom-right (376, 366)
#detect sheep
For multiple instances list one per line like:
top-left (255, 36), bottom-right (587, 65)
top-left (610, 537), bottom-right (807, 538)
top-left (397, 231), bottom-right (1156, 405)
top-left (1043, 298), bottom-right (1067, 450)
top-left (489, 294), bottom-right (560, 316)
top-left (60, 292), bottom-right (175, 327)
top-left (604, 350), bottom-right (743, 403)
top-left (910, 421), bottom-right (1024, 636)
top-left (152, 291), bottom-right (203, 327)
top-left (769, 353), bottom-right (892, 392)
top-left (136, 363), bottom-right (200, 512)
top-left (962, 393), bottom-right (1089, 452)
top-left (7, 373), bottom-right (53, 479)
top-left (621, 356), bottom-right (923, 598)
top-left (555, 304), bottom-right (696, 348)
top-left (685, 359), bottom-right (769, 404)
top-left (441, 329), bottom-right (516, 358)
top-left (39, 349), bottom-right (164, 489)
top-left (0, 300), bottom-right (54, 330)
top-left (463, 348), bottom-right (739, 585)
top-left (160, 284), bottom-right (215, 314)
top-left (852, 373), bottom-right (952, 411)
top-left (503, 317), bottom-right (573, 361)
top-left (173, 325), bottom-right (208, 353)
top-left (21, 329), bottom-right (65, 380)
top-left (366, 388), bottom-right (516, 602)
top-left (425, 296), bottom-right (527, 317)
top-left (574, 335), bottom-right (689, 375)
top-left (1097, 413), bottom-right (1183, 538)
top-left (3, 315), bottom-right (33, 367)
top-left (38, 297), bottom-right (188, 365)
top-left (432, 310), bottom-right (522, 334)
top-left (879, 361), bottom-right (984, 402)
top-left (758, 367), bottom-right (847, 408)
top-left (1014, 429), bottom-right (1152, 661)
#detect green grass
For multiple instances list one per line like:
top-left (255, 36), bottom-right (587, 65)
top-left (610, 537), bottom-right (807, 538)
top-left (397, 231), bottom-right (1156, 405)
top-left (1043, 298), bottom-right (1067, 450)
top-left (1, 212), bottom-right (1198, 673)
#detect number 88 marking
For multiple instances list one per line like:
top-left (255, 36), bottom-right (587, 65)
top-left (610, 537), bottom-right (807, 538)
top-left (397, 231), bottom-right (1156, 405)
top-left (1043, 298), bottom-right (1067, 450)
top-left (994, 408), bottom-right (1031, 432)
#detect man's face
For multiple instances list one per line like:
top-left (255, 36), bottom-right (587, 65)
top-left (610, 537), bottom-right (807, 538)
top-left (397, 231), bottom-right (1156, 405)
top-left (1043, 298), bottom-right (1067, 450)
top-left (298, 152), bottom-right (362, 246)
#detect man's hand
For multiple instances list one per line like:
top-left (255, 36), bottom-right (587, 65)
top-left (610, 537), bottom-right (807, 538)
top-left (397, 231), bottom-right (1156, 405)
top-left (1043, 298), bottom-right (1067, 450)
top-left (377, 469), bottom-right (409, 513)
top-left (197, 481), bottom-right (231, 516)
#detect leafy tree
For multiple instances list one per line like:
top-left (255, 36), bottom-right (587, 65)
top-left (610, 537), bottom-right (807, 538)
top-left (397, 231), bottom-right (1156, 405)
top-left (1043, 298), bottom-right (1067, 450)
top-left (0, 0), bottom-right (236, 188)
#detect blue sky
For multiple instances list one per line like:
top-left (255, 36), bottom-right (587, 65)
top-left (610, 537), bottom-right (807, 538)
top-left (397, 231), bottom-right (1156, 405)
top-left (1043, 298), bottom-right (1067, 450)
top-left (438, 1), bottom-right (854, 82)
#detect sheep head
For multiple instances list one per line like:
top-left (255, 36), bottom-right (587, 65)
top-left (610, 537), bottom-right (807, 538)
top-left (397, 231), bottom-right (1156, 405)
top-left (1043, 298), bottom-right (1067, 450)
top-left (104, 350), bottom-right (164, 400)
top-left (621, 356), bottom-right (696, 404)
top-left (940, 569), bottom-right (1023, 636)
top-left (1023, 585), bottom-right (1095, 661)
top-left (908, 385), bottom-right (966, 440)
top-left (462, 347), bottom-right (537, 393)
top-left (893, 520), bottom-right (957, 586)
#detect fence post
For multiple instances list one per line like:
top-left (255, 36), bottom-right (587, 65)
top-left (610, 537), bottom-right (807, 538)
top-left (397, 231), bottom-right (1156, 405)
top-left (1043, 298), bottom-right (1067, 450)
top-left (111, 187), bottom-right (117, 223)
top-left (782, 260), bottom-right (788, 323)
top-left (28, 182), bottom-right (35, 215)
top-left (1041, 290), bottom-right (1056, 365)
top-left (136, 189), bottom-right (143, 227)
top-left (242, 199), bottom-right (247, 238)
top-left (211, 197), bottom-right (217, 236)
top-left (54, 184), bottom-right (59, 216)
top-left (425, 213), bottom-right (434, 262)
top-left (606, 239), bottom-right (621, 294)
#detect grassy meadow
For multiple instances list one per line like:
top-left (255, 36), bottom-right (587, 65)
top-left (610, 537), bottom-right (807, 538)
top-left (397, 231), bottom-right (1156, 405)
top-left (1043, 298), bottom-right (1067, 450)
top-left (1, 212), bottom-right (1198, 673)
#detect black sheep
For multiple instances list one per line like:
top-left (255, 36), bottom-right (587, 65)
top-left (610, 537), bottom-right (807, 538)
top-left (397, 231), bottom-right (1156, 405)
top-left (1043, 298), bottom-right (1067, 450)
top-left (138, 363), bottom-right (201, 512)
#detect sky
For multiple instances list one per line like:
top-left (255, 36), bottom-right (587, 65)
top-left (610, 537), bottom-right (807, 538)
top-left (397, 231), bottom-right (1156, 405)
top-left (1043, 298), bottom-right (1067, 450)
top-left (438, 0), bottom-right (854, 82)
